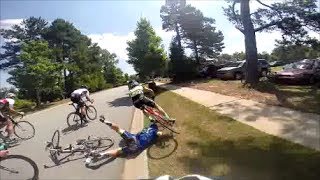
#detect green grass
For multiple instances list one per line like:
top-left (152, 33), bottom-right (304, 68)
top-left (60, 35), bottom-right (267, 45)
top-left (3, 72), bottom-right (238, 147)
top-left (149, 90), bottom-right (320, 180)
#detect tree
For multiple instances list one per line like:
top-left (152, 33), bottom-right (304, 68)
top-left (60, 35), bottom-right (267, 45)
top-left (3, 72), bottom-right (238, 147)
top-left (271, 39), bottom-right (320, 62)
top-left (160, 0), bottom-right (186, 50)
top-left (232, 51), bottom-right (246, 60)
top-left (43, 19), bottom-right (88, 94)
top-left (168, 37), bottom-right (197, 80)
top-left (0, 17), bottom-right (48, 68)
top-left (224, 0), bottom-right (320, 85)
top-left (179, 5), bottom-right (224, 63)
top-left (127, 18), bottom-right (167, 80)
top-left (8, 41), bottom-right (62, 105)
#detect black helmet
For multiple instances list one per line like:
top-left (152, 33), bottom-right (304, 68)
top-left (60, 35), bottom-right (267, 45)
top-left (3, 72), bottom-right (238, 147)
top-left (80, 85), bottom-right (88, 89)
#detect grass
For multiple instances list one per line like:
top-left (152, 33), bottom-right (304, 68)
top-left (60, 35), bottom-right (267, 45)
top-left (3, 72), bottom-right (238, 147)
top-left (176, 79), bottom-right (320, 114)
top-left (148, 90), bottom-right (320, 180)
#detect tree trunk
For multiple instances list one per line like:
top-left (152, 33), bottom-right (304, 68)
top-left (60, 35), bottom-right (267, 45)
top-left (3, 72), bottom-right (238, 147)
top-left (35, 89), bottom-right (41, 106)
top-left (241, 0), bottom-right (259, 85)
top-left (193, 40), bottom-right (200, 64)
top-left (175, 23), bottom-right (182, 51)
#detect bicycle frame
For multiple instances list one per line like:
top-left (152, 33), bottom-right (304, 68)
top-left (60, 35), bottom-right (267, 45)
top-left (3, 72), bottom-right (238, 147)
top-left (143, 106), bottom-right (169, 125)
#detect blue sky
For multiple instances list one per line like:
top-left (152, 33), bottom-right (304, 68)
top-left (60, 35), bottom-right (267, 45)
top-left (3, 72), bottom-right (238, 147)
top-left (1, 0), bottom-right (319, 87)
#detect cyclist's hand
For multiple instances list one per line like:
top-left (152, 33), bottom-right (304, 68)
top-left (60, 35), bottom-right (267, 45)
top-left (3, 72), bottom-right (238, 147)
top-left (90, 99), bottom-right (94, 103)
top-left (19, 112), bottom-right (25, 116)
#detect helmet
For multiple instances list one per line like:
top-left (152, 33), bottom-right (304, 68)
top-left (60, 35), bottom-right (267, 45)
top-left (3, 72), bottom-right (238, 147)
top-left (128, 80), bottom-right (139, 89)
top-left (80, 85), bottom-right (88, 89)
top-left (6, 93), bottom-right (16, 98)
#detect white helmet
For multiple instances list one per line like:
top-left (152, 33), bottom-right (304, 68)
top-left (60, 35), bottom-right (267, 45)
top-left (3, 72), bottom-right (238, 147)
top-left (6, 93), bottom-right (16, 98)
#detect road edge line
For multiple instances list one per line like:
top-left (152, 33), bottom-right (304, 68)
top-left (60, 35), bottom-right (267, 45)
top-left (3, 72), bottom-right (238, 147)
top-left (122, 108), bottom-right (149, 179)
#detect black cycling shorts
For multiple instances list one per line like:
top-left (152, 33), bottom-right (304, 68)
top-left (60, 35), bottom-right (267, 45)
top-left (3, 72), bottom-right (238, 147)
top-left (70, 93), bottom-right (85, 107)
top-left (132, 96), bottom-right (156, 110)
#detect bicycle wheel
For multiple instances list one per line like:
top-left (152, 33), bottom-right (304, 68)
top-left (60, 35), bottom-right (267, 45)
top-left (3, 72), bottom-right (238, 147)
top-left (13, 121), bottom-right (35, 140)
top-left (51, 130), bottom-right (60, 149)
top-left (85, 137), bottom-right (114, 150)
top-left (156, 119), bottom-right (179, 134)
top-left (147, 135), bottom-right (178, 160)
top-left (0, 154), bottom-right (39, 180)
top-left (67, 112), bottom-right (81, 127)
top-left (86, 105), bottom-right (97, 120)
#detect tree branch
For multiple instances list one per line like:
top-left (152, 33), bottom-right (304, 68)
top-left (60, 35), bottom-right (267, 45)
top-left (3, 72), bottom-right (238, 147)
top-left (231, 1), bottom-right (244, 33)
top-left (254, 20), bottom-right (279, 32)
top-left (255, 0), bottom-right (273, 10)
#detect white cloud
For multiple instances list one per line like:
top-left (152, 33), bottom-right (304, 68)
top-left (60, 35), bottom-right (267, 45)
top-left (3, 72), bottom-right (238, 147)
top-left (0, 19), bottom-right (23, 30)
top-left (88, 28), bottom-right (175, 75)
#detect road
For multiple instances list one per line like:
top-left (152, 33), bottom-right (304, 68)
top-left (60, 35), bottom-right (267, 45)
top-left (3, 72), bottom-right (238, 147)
top-left (2, 86), bottom-right (134, 179)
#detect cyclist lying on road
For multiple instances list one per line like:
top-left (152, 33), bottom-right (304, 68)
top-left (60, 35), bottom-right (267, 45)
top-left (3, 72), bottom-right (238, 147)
top-left (0, 93), bottom-right (24, 141)
top-left (86, 118), bottom-right (163, 163)
top-left (127, 80), bottom-right (174, 122)
top-left (70, 85), bottom-right (93, 123)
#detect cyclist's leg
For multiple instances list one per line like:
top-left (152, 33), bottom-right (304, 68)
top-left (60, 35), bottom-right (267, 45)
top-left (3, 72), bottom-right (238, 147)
top-left (143, 96), bottom-right (172, 120)
top-left (3, 118), bottom-right (14, 138)
top-left (100, 147), bottom-right (123, 157)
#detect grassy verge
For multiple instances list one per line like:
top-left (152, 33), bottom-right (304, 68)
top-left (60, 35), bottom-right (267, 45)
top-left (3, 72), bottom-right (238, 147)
top-left (149, 90), bottom-right (320, 179)
top-left (176, 79), bottom-right (320, 114)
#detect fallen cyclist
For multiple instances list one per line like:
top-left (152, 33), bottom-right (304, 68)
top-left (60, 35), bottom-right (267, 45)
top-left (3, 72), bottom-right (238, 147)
top-left (85, 116), bottom-right (164, 164)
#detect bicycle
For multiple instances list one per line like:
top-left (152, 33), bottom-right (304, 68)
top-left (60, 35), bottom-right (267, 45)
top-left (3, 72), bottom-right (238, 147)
top-left (0, 115), bottom-right (35, 143)
top-left (67, 101), bottom-right (97, 127)
top-left (45, 129), bottom-right (114, 166)
top-left (142, 105), bottom-right (179, 134)
top-left (0, 143), bottom-right (39, 180)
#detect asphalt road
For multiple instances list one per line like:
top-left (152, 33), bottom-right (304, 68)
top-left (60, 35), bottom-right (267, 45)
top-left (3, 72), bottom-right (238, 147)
top-left (2, 86), bottom-right (134, 179)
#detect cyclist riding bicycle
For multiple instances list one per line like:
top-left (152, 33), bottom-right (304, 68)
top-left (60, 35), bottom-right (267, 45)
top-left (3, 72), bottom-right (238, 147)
top-left (127, 80), bottom-right (173, 122)
top-left (70, 85), bottom-right (93, 123)
top-left (86, 119), bottom-right (163, 163)
top-left (0, 93), bottom-right (24, 141)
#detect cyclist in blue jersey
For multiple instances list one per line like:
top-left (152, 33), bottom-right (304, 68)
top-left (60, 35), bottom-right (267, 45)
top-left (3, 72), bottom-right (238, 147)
top-left (86, 119), bottom-right (162, 163)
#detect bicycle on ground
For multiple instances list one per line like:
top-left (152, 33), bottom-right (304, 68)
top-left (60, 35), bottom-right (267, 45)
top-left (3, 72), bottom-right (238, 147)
top-left (45, 129), bottom-right (114, 167)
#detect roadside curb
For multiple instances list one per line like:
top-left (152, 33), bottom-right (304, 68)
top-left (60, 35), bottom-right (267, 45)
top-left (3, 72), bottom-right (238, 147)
top-left (122, 108), bottom-right (149, 179)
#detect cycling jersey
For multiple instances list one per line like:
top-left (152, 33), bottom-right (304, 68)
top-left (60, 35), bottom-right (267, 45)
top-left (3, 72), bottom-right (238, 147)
top-left (0, 98), bottom-right (14, 110)
top-left (70, 88), bottom-right (89, 106)
top-left (0, 98), bottom-right (15, 122)
top-left (121, 123), bottom-right (158, 155)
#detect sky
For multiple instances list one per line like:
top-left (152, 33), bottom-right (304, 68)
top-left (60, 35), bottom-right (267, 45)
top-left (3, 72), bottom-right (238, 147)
top-left (0, 0), bottom-right (319, 87)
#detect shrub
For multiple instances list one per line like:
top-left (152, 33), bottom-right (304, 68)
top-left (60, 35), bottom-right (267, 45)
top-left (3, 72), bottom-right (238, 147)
top-left (15, 99), bottom-right (36, 110)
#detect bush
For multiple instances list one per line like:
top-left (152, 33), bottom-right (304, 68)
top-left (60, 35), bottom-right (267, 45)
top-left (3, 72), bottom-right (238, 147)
top-left (15, 99), bottom-right (36, 110)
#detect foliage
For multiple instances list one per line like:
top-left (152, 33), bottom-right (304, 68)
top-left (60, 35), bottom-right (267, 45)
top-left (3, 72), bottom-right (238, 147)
top-left (179, 5), bottom-right (224, 63)
top-left (2, 17), bottom-right (128, 104)
top-left (15, 99), bottom-right (36, 110)
top-left (0, 17), bottom-right (48, 68)
top-left (127, 18), bottom-right (167, 80)
top-left (8, 40), bottom-right (62, 105)
top-left (168, 38), bottom-right (197, 81)
top-left (271, 39), bottom-right (320, 62)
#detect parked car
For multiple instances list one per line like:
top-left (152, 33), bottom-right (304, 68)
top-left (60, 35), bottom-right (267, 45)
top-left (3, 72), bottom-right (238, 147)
top-left (198, 64), bottom-right (224, 78)
top-left (274, 59), bottom-right (320, 84)
top-left (217, 59), bottom-right (270, 80)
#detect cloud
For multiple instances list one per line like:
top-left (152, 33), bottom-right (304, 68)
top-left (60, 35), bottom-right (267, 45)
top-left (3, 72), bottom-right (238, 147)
top-left (88, 28), bottom-right (175, 75)
top-left (0, 19), bottom-right (23, 30)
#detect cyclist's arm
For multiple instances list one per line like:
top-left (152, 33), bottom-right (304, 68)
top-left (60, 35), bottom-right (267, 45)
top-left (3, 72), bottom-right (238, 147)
top-left (8, 107), bottom-right (23, 116)
top-left (142, 85), bottom-right (154, 94)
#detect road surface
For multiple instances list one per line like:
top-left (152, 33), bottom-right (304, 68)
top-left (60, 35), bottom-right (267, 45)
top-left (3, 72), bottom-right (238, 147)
top-left (2, 86), bottom-right (134, 179)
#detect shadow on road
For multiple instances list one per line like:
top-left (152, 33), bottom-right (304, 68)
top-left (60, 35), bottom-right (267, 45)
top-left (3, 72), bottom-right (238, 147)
top-left (108, 96), bottom-right (132, 107)
top-left (61, 124), bottom-right (88, 135)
